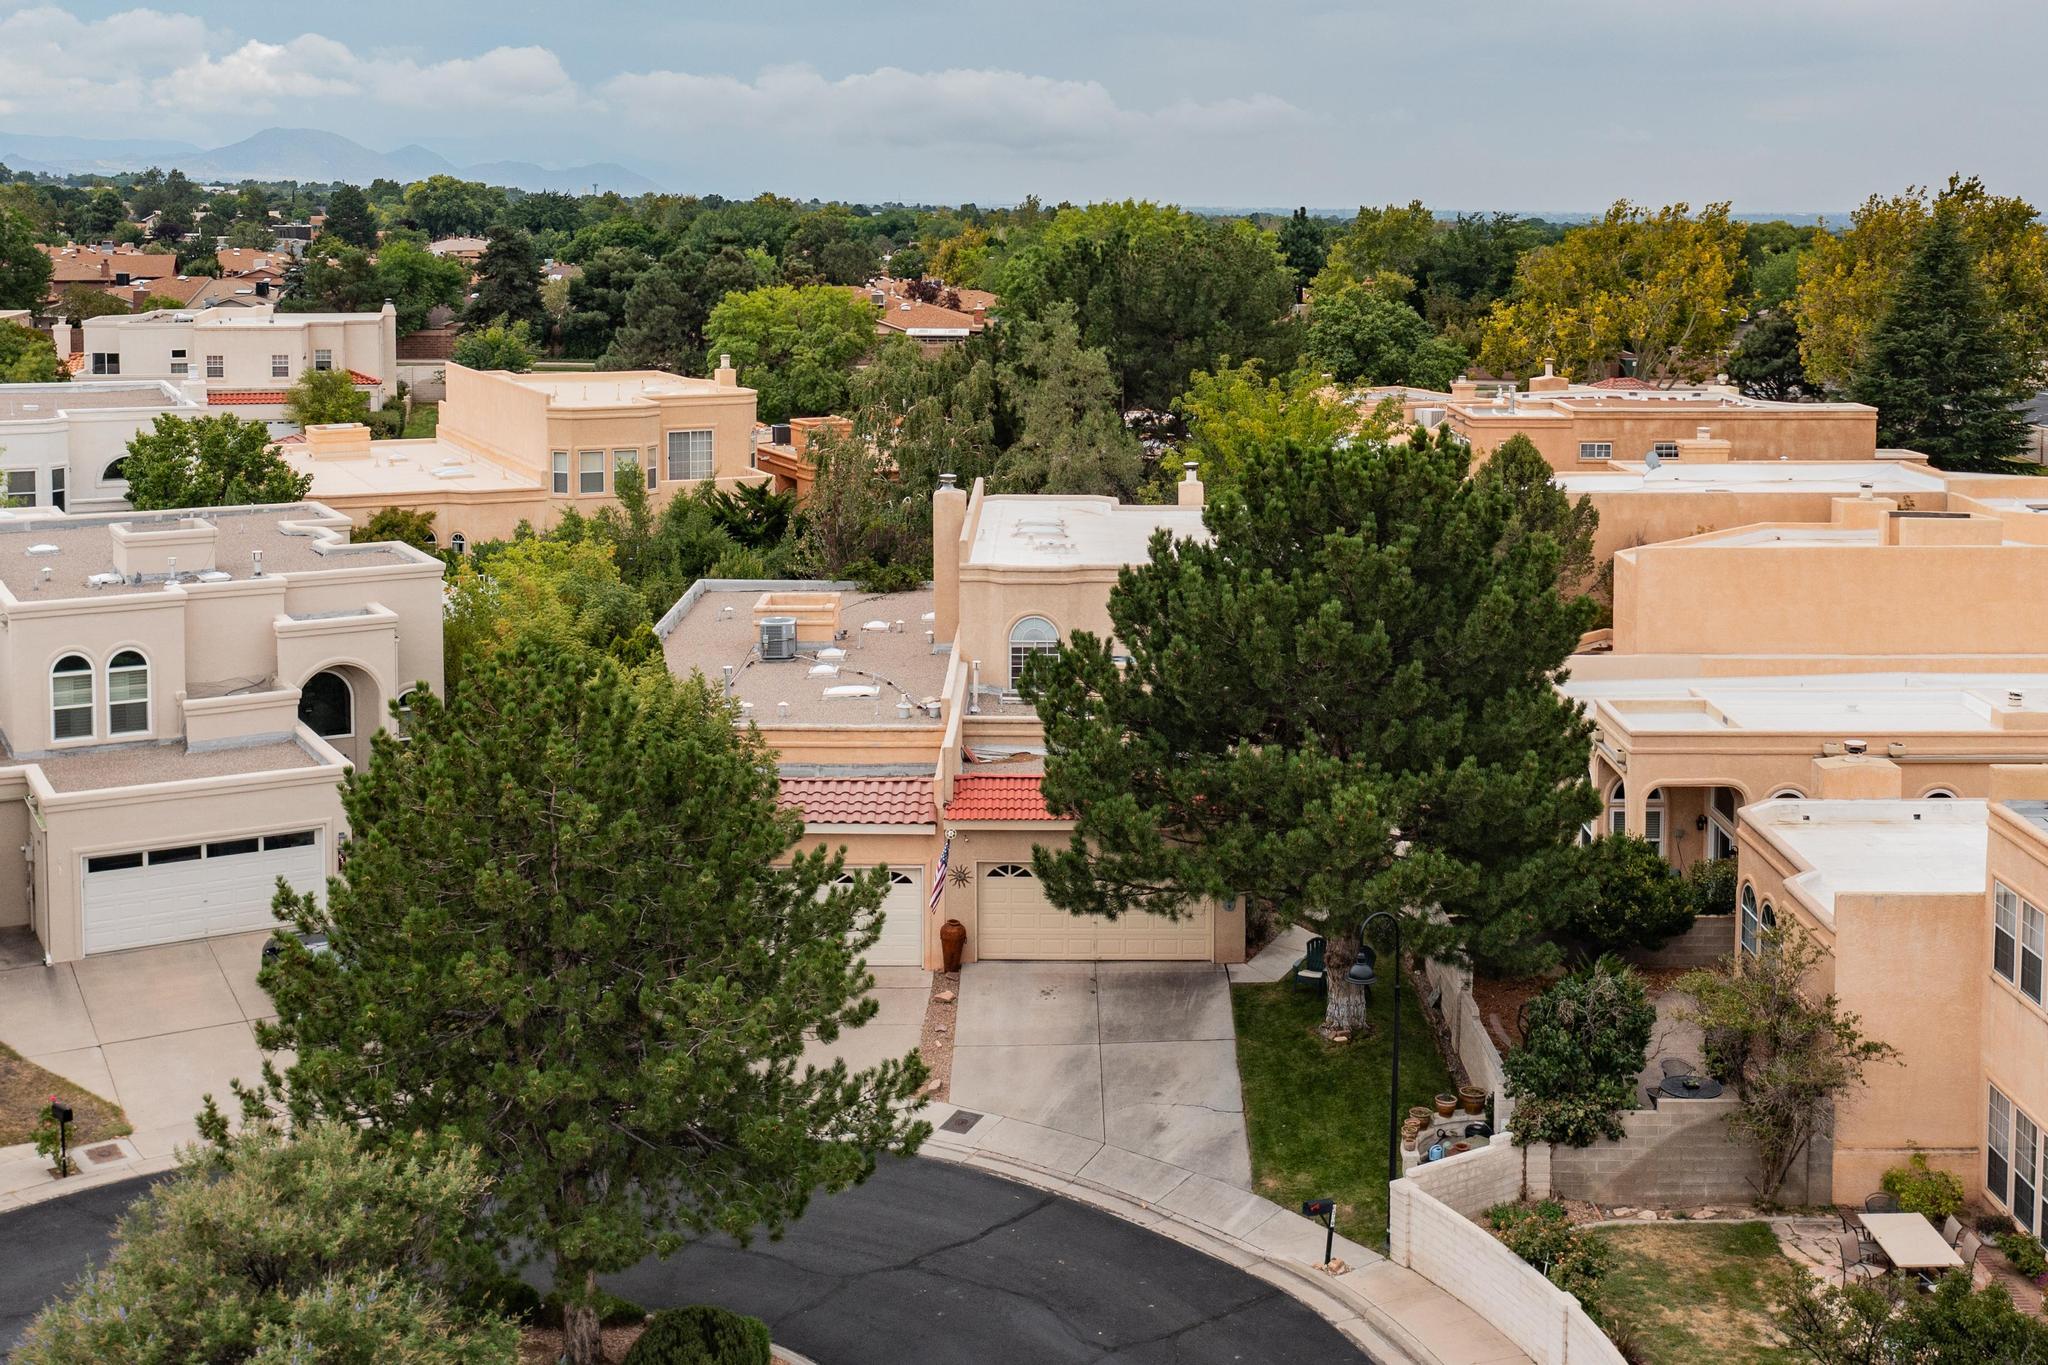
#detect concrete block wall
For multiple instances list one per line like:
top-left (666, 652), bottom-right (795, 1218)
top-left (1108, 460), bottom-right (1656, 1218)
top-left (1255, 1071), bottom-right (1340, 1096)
top-left (1426, 958), bottom-right (1514, 1130)
top-left (1622, 914), bottom-right (1736, 971)
top-left (1390, 1140), bottom-right (1622, 1365)
top-left (1548, 1096), bottom-right (1831, 1206)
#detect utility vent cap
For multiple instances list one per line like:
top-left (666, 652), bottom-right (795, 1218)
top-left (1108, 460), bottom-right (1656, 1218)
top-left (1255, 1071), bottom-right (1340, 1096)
top-left (25, 543), bottom-right (58, 555)
top-left (759, 615), bottom-right (797, 661)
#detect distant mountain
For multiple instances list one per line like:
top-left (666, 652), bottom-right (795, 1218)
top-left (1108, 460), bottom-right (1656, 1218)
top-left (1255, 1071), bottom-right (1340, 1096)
top-left (0, 126), bottom-right (662, 195)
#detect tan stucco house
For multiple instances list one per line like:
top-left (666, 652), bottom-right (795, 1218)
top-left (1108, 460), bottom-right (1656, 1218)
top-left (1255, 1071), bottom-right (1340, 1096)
top-left (71, 305), bottom-right (398, 420)
top-left (0, 501), bottom-right (444, 963)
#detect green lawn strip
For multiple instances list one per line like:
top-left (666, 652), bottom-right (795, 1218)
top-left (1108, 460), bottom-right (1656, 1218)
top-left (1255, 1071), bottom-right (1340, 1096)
top-left (1232, 972), bottom-right (1455, 1247)
top-left (402, 402), bottom-right (440, 439)
top-left (0, 1042), bottom-right (131, 1149)
top-left (1595, 1222), bottom-right (1800, 1365)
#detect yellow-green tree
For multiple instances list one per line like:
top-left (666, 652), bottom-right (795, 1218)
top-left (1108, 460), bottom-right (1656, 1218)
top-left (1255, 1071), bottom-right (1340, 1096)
top-left (1315, 200), bottom-right (1436, 297)
top-left (1480, 202), bottom-right (1744, 385)
top-left (931, 226), bottom-right (991, 288)
top-left (1173, 362), bottom-right (1353, 488)
top-left (1795, 175), bottom-right (2048, 389)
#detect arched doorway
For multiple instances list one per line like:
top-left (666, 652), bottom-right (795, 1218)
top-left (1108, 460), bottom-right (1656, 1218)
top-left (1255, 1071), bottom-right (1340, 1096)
top-left (298, 665), bottom-right (379, 766)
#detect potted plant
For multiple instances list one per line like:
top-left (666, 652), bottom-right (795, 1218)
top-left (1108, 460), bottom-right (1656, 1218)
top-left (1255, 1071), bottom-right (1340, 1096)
top-left (1434, 1092), bottom-right (1458, 1117)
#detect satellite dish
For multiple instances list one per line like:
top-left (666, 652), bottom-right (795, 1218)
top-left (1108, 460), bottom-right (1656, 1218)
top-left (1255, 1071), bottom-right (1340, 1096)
top-left (1645, 449), bottom-right (1663, 469)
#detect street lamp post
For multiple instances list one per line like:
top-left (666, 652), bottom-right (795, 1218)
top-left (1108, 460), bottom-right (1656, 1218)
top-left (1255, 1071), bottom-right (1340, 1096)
top-left (1346, 910), bottom-right (1403, 1188)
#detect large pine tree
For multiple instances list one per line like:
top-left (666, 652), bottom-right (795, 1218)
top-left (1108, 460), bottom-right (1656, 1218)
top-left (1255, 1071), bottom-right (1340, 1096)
top-left (1848, 204), bottom-right (2030, 472)
top-left (461, 225), bottom-right (547, 333)
top-left (258, 642), bottom-right (927, 1364)
top-left (1026, 428), bottom-right (1600, 1031)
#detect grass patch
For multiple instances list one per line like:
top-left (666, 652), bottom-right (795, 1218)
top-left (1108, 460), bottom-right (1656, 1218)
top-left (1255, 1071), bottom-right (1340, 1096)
top-left (1597, 1222), bottom-right (1800, 1364)
top-left (1232, 972), bottom-right (1454, 1247)
top-left (402, 402), bottom-right (440, 439)
top-left (0, 1042), bottom-right (130, 1149)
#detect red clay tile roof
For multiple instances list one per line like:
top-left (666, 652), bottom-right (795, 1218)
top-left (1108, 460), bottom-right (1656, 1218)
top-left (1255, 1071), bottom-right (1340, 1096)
top-left (207, 390), bottom-right (288, 406)
top-left (346, 370), bottom-right (379, 386)
top-left (779, 777), bottom-right (935, 826)
top-left (943, 774), bottom-right (1057, 822)
top-left (874, 299), bottom-right (985, 334)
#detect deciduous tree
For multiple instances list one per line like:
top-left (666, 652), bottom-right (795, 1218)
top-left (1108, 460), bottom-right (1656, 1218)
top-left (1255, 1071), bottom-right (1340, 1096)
top-left (0, 321), bottom-right (64, 383)
top-left (1503, 958), bottom-right (1656, 1147)
top-left (1026, 425), bottom-right (1600, 1032)
top-left (1307, 281), bottom-right (1467, 388)
top-left (452, 317), bottom-right (537, 373)
top-left (284, 366), bottom-right (371, 428)
top-left (1173, 361), bottom-right (1352, 489)
top-left (0, 207), bottom-right (52, 310)
top-left (122, 413), bottom-right (312, 509)
top-left (704, 284), bottom-right (878, 422)
top-left (257, 641), bottom-right (928, 1364)
top-left (351, 505), bottom-right (440, 549)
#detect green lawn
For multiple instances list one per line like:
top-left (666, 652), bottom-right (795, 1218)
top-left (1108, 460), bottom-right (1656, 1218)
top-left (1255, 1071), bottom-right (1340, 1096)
top-left (1597, 1222), bottom-right (1801, 1365)
top-left (0, 1042), bottom-right (129, 1149)
top-left (402, 402), bottom-right (439, 439)
top-left (1232, 973), bottom-right (1455, 1247)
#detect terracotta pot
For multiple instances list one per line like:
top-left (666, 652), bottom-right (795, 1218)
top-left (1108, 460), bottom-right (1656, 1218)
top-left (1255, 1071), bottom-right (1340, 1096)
top-left (1408, 1106), bottom-right (1432, 1124)
top-left (1459, 1086), bottom-right (1487, 1115)
top-left (1449, 1141), bottom-right (1472, 1156)
top-left (939, 919), bottom-right (968, 973)
top-left (1434, 1093), bottom-right (1458, 1117)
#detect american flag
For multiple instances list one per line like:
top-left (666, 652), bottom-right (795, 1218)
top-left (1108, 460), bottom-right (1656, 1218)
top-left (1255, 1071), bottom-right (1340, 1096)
top-left (928, 834), bottom-right (952, 910)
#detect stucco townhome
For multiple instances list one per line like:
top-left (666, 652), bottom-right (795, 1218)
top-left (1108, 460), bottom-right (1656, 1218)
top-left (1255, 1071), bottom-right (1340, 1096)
top-left (1733, 762), bottom-right (2048, 1223)
top-left (0, 501), bottom-right (443, 964)
top-left (72, 304), bottom-right (398, 422)
top-left (0, 380), bottom-right (206, 515)
top-left (281, 360), bottom-right (760, 547)
top-left (660, 468), bottom-right (1244, 971)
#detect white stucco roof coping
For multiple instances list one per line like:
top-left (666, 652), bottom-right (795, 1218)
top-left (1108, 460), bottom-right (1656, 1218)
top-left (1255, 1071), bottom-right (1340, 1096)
top-left (1555, 461), bottom-right (1948, 495)
top-left (1745, 797), bottom-right (1989, 920)
top-left (1562, 672), bottom-right (2048, 735)
top-left (967, 494), bottom-right (1208, 569)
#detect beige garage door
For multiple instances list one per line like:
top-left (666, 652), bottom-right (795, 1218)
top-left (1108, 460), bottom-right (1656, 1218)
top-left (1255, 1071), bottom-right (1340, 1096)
top-left (975, 861), bottom-right (1212, 961)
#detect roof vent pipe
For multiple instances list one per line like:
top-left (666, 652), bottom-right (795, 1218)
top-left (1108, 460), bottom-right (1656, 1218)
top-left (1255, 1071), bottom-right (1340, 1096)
top-left (251, 549), bottom-right (263, 577)
top-left (939, 473), bottom-right (957, 488)
top-left (1860, 481), bottom-right (1874, 500)
top-left (1843, 738), bottom-right (1868, 755)
top-left (2011, 691), bottom-right (2026, 708)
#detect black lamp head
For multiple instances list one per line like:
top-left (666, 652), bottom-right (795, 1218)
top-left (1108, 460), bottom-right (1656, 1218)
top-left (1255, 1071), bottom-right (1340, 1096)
top-left (1301, 1198), bottom-right (1334, 1219)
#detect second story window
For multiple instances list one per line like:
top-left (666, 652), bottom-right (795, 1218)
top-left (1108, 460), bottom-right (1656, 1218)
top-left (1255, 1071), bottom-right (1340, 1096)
top-left (579, 450), bottom-right (605, 495)
top-left (1009, 615), bottom-right (1060, 689)
top-left (52, 654), bottom-right (93, 742)
top-left (1579, 442), bottom-right (1613, 462)
top-left (107, 650), bottom-right (149, 735)
top-left (168, 347), bottom-right (186, 377)
top-left (90, 353), bottom-right (119, 375)
top-left (1651, 441), bottom-right (1680, 461)
top-left (205, 354), bottom-right (224, 379)
top-left (3, 470), bottom-right (35, 508)
top-left (271, 354), bottom-right (289, 378)
top-left (551, 451), bottom-right (569, 495)
top-left (666, 429), bottom-right (714, 481)
top-left (1998, 880), bottom-right (2046, 1003)
top-left (313, 348), bottom-right (333, 371)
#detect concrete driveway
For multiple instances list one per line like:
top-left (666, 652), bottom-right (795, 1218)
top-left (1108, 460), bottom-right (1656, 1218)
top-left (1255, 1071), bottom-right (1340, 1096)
top-left (0, 932), bottom-right (280, 1160)
top-left (949, 962), bottom-right (1252, 1188)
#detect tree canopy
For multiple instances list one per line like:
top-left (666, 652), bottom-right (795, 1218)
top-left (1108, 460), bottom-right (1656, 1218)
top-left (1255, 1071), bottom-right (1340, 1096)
top-left (1172, 361), bottom-right (1354, 489)
top-left (462, 225), bottom-right (547, 332)
top-left (452, 317), bottom-right (538, 373)
top-left (321, 182), bottom-right (380, 248)
top-left (122, 413), bottom-right (313, 509)
top-left (0, 320), bottom-right (65, 383)
top-left (284, 367), bottom-right (371, 428)
top-left (704, 284), bottom-right (878, 422)
top-left (257, 641), bottom-right (928, 1363)
top-left (0, 207), bottom-right (51, 310)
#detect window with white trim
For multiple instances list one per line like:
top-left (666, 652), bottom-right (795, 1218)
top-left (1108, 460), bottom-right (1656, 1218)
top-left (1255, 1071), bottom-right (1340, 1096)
top-left (1605, 782), bottom-right (1664, 854)
top-left (4, 470), bottom-right (35, 507)
top-left (645, 451), bottom-right (658, 490)
top-left (1997, 883), bottom-right (2020, 984)
top-left (2026, 896), bottom-right (2046, 1004)
top-left (666, 429), bottom-right (714, 481)
top-left (51, 654), bottom-right (93, 741)
top-left (107, 650), bottom-right (148, 735)
top-left (1741, 883), bottom-right (1760, 956)
top-left (90, 353), bottom-right (120, 375)
top-left (50, 467), bottom-right (64, 512)
top-left (205, 354), bottom-right (224, 379)
top-left (450, 532), bottom-right (467, 555)
top-left (2020, 1108), bottom-right (2041, 1234)
top-left (1579, 442), bottom-right (1613, 462)
top-left (578, 450), bottom-right (605, 495)
top-left (168, 348), bottom-right (186, 376)
top-left (1008, 616), bottom-right (1059, 688)
top-left (1651, 441), bottom-right (1680, 461)
top-left (313, 348), bottom-right (333, 371)
top-left (271, 353), bottom-right (289, 378)
top-left (614, 450), bottom-right (642, 492)
top-left (551, 451), bottom-right (569, 494)
top-left (1992, 1087), bottom-right (2014, 1208)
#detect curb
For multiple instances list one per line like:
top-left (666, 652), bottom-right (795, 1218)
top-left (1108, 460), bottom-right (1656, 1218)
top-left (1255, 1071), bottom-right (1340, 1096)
top-left (920, 1140), bottom-right (1449, 1365)
top-left (0, 1152), bottom-right (179, 1213)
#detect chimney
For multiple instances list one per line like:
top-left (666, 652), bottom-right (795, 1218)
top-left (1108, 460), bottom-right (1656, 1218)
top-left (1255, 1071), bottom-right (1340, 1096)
top-left (714, 353), bottom-right (738, 387)
top-left (932, 474), bottom-right (968, 648)
top-left (1176, 461), bottom-right (1205, 508)
top-left (1527, 359), bottom-right (1569, 393)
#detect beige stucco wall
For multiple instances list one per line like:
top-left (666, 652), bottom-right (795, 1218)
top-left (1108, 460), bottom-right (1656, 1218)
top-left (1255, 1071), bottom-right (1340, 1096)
top-left (80, 308), bottom-right (397, 400)
top-left (1453, 402), bottom-right (1877, 473)
top-left (1984, 806), bottom-right (2048, 1222)
top-left (780, 828), bottom-right (940, 967)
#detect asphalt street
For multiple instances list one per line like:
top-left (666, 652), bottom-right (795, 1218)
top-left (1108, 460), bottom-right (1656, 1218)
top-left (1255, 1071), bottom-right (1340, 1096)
top-left (0, 1155), bottom-right (1375, 1363)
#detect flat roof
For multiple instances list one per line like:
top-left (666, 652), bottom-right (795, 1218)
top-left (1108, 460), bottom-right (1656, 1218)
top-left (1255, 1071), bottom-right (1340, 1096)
top-left (12, 738), bottom-right (322, 793)
top-left (284, 438), bottom-right (541, 498)
top-left (968, 495), bottom-right (1207, 568)
top-left (0, 382), bottom-right (191, 421)
top-left (1566, 671), bottom-right (2048, 734)
top-left (497, 371), bottom-right (749, 405)
top-left (662, 587), bottom-right (950, 729)
top-left (1747, 797), bottom-right (1988, 919)
top-left (0, 504), bottom-right (428, 601)
top-left (1556, 462), bottom-right (1946, 495)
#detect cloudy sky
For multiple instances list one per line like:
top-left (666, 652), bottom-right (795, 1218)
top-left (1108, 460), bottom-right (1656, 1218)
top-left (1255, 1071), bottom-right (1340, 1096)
top-left (2, 0), bottom-right (2043, 213)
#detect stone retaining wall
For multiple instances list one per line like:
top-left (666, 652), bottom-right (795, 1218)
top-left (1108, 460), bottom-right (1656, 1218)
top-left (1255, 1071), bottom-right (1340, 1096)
top-left (1547, 1095), bottom-right (1831, 1207)
top-left (1622, 914), bottom-right (1736, 971)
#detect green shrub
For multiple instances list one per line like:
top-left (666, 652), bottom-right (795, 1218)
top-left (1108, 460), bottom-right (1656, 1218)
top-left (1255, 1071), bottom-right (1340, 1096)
top-left (1977, 1211), bottom-right (2018, 1237)
top-left (452, 1268), bottom-right (542, 1324)
top-left (1563, 835), bottom-right (1696, 952)
top-left (1879, 1152), bottom-right (1967, 1220)
top-left (623, 1305), bottom-right (772, 1365)
top-left (1997, 1231), bottom-right (2048, 1279)
top-left (1684, 855), bottom-right (1737, 918)
top-left (1486, 1201), bottom-right (1610, 1308)
top-left (539, 1287), bottom-right (647, 1329)
top-left (1503, 957), bottom-right (1655, 1147)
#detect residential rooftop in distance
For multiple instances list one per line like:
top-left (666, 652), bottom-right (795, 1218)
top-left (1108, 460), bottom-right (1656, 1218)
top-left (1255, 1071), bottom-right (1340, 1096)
top-left (494, 370), bottom-right (748, 405)
top-left (1562, 671), bottom-right (2048, 731)
top-left (1743, 797), bottom-right (1988, 924)
top-left (966, 494), bottom-right (1207, 568)
top-left (0, 381), bottom-right (192, 421)
top-left (1554, 460), bottom-right (1947, 496)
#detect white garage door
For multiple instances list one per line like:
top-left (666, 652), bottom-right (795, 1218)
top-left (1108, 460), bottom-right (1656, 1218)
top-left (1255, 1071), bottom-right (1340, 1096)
top-left (83, 830), bottom-right (327, 955)
top-left (837, 868), bottom-right (925, 967)
top-left (976, 862), bottom-right (1212, 961)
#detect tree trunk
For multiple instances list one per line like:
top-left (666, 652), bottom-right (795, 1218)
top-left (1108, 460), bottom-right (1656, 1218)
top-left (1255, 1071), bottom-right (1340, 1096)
top-left (1322, 940), bottom-right (1373, 1038)
top-left (561, 1267), bottom-right (602, 1365)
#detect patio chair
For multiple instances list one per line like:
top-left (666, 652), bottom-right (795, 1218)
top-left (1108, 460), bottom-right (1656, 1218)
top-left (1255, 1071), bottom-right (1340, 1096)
top-left (1957, 1230), bottom-right (1983, 1273)
top-left (1941, 1215), bottom-right (1963, 1246)
top-left (1864, 1192), bottom-right (1900, 1214)
top-left (1839, 1234), bottom-right (1883, 1283)
top-left (1291, 936), bottom-right (1327, 992)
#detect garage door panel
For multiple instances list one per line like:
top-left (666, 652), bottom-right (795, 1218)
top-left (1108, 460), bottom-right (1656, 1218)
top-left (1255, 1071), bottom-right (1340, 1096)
top-left (83, 836), bottom-right (326, 955)
top-left (837, 867), bottom-right (924, 968)
top-left (976, 861), bottom-right (1211, 961)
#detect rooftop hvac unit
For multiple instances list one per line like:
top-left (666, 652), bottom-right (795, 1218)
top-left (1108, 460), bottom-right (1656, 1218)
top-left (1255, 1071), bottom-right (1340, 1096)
top-left (771, 423), bottom-right (792, 445)
top-left (759, 615), bottom-right (798, 661)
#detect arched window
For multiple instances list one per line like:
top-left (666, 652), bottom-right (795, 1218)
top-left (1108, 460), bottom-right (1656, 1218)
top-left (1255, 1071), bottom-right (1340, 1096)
top-left (1923, 788), bottom-right (1957, 799)
top-left (1607, 782), bottom-right (1627, 836)
top-left (1607, 782), bottom-right (1665, 854)
top-left (107, 650), bottom-right (148, 735)
top-left (101, 458), bottom-right (128, 484)
top-left (450, 532), bottom-right (467, 555)
top-left (298, 670), bottom-right (354, 738)
top-left (51, 654), bottom-right (93, 741)
top-left (1771, 789), bottom-right (1805, 800)
top-left (1741, 883), bottom-right (1760, 956)
top-left (1008, 616), bottom-right (1059, 688)
top-left (1759, 901), bottom-right (1779, 957)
